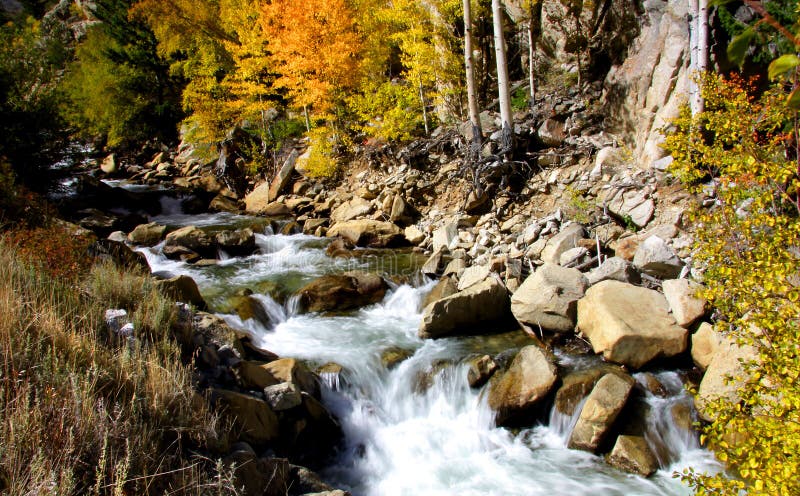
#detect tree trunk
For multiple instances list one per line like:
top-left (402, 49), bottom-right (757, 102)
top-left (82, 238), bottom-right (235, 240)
top-left (418, 78), bottom-right (430, 136)
top-left (689, 0), bottom-right (701, 116)
top-left (527, 0), bottom-right (542, 109)
top-left (492, 0), bottom-right (513, 134)
top-left (464, 0), bottom-right (482, 141)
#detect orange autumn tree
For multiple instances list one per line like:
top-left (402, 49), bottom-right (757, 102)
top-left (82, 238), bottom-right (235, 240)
top-left (259, 0), bottom-right (363, 128)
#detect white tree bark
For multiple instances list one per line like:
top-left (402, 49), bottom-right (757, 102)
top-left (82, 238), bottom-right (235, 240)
top-left (463, 0), bottom-right (482, 140)
top-left (492, 0), bottom-right (513, 132)
top-left (689, 0), bottom-right (709, 116)
top-left (527, 0), bottom-right (536, 108)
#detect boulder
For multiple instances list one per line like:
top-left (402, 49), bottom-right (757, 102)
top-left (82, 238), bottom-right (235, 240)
top-left (418, 277), bottom-right (511, 339)
top-left (404, 225), bottom-right (425, 245)
top-left (607, 435), bottom-right (659, 476)
top-left (568, 373), bottom-right (634, 453)
top-left (209, 194), bottom-right (241, 213)
top-left (389, 195), bottom-right (415, 225)
top-left (289, 465), bottom-right (338, 495)
top-left (268, 150), bottom-right (298, 202)
top-left (691, 322), bottom-right (719, 371)
top-left (154, 275), bottom-right (207, 310)
top-left (78, 209), bottom-right (119, 236)
top-left (537, 118), bottom-right (566, 147)
top-left (540, 223), bottom-right (585, 264)
top-left (327, 220), bottom-right (403, 248)
top-left (215, 228), bottom-right (257, 256)
top-left (585, 256), bottom-right (640, 286)
top-left (487, 345), bottom-right (559, 426)
top-left (298, 273), bottom-right (388, 313)
top-left (465, 354), bottom-right (498, 388)
top-left (264, 382), bottom-right (303, 411)
top-left (244, 182), bottom-right (272, 214)
top-left (605, 188), bottom-right (655, 229)
top-left (442, 258), bottom-right (466, 277)
top-left (577, 280), bottom-right (687, 369)
top-left (632, 236), bottom-right (683, 279)
top-left (457, 264), bottom-right (491, 291)
top-left (554, 365), bottom-right (626, 416)
top-left (90, 239), bottom-right (150, 272)
top-left (164, 225), bottom-right (215, 258)
top-left (100, 153), bottom-right (118, 174)
top-left (695, 334), bottom-right (758, 422)
top-left (432, 218), bottom-right (459, 252)
top-left (422, 276), bottom-right (458, 308)
top-left (224, 450), bottom-right (290, 496)
top-left (421, 250), bottom-right (444, 276)
top-left (662, 278), bottom-right (706, 328)
top-left (331, 197), bottom-right (373, 222)
top-left (511, 263), bottom-right (589, 333)
top-left (127, 222), bottom-right (166, 246)
top-left (238, 360), bottom-right (281, 390)
top-left (261, 358), bottom-right (321, 399)
top-left (212, 389), bottom-right (279, 445)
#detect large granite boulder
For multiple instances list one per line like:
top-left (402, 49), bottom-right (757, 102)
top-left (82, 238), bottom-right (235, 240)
top-left (607, 435), bottom-right (659, 476)
top-left (554, 365), bottom-right (627, 416)
top-left (511, 263), bottom-right (588, 333)
top-left (418, 277), bottom-right (511, 339)
top-left (540, 223), bottom-right (585, 264)
top-left (632, 236), bottom-right (683, 279)
top-left (298, 273), bottom-right (388, 314)
top-left (127, 222), bottom-right (166, 246)
top-left (568, 373), bottom-right (634, 453)
top-left (212, 389), bottom-right (280, 446)
top-left (244, 182), bottom-right (272, 215)
top-left (215, 228), bottom-right (257, 256)
top-left (164, 225), bottom-right (215, 258)
top-left (577, 280), bottom-right (687, 369)
top-left (662, 278), bottom-right (706, 328)
top-left (690, 322), bottom-right (719, 371)
top-left (695, 333), bottom-right (759, 422)
top-left (331, 197), bottom-right (373, 222)
top-left (268, 150), bottom-right (298, 202)
top-left (327, 220), bottom-right (404, 248)
top-left (488, 345), bottom-right (559, 426)
top-left (154, 274), bottom-right (207, 310)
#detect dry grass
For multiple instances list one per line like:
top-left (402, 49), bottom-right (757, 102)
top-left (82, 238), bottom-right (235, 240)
top-left (0, 240), bottom-right (241, 495)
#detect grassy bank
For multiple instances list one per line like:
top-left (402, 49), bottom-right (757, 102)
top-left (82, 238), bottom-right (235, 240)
top-left (0, 231), bottom-right (237, 495)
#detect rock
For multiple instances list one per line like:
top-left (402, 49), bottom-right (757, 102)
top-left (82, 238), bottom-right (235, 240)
top-left (537, 118), bottom-right (566, 147)
top-left (154, 274), bottom-right (207, 310)
top-left (691, 322), bottom-right (719, 371)
top-left (632, 236), bottom-right (683, 279)
top-left (511, 263), bottom-right (588, 333)
top-left (418, 277), bottom-right (511, 339)
top-left (224, 450), bottom-right (290, 496)
top-left (215, 228), bottom-right (257, 256)
top-left (303, 218), bottom-right (329, 234)
top-left (662, 279), bottom-right (706, 328)
top-left (127, 222), bottom-right (166, 246)
top-left (262, 358), bottom-right (320, 399)
top-left (442, 258), bottom-right (466, 278)
top-left (264, 382), bottom-right (303, 411)
top-left (104, 309), bottom-right (130, 338)
top-left (607, 435), bottom-right (659, 476)
top-left (422, 276), bottom-right (458, 308)
top-left (212, 389), bottom-right (279, 445)
top-left (695, 334), bottom-right (758, 422)
top-left (289, 465), bottom-right (338, 495)
top-left (100, 153), bottom-right (118, 174)
top-left (107, 231), bottom-right (128, 243)
top-left (465, 354), bottom-right (498, 388)
top-left (268, 150), bottom-right (298, 202)
top-left (559, 246), bottom-right (588, 267)
top-left (432, 218), bottom-right (459, 252)
top-left (298, 273), bottom-right (388, 313)
top-left (327, 220), bottom-right (404, 248)
top-left (90, 239), bottom-right (150, 272)
top-left (605, 188), bottom-right (655, 229)
top-left (585, 257), bottom-right (640, 286)
top-left (465, 189), bottom-right (491, 214)
top-left (238, 359), bottom-right (282, 389)
top-left (421, 250), bottom-right (444, 276)
top-left (209, 194), bottom-right (241, 213)
top-left (78, 209), bottom-right (119, 235)
top-left (331, 197), bottom-right (373, 222)
top-left (404, 225), bottom-right (425, 245)
top-left (488, 345), bottom-right (559, 426)
top-left (260, 201), bottom-right (293, 217)
top-left (244, 182), bottom-right (273, 214)
top-left (611, 236), bottom-right (640, 261)
top-left (540, 223), bottom-right (585, 264)
top-left (554, 365), bottom-right (626, 416)
top-left (577, 280), bottom-right (688, 369)
top-left (162, 244), bottom-right (200, 263)
top-left (389, 195), bottom-right (415, 225)
top-left (164, 225), bottom-right (215, 258)
top-left (591, 147), bottom-right (624, 179)
top-left (457, 264), bottom-right (491, 290)
top-left (381, 347), bottom-right (413, 369)
top-left (568, 373), bottom-right (634, 453)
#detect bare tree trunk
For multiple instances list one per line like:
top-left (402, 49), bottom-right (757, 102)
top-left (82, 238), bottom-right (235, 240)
top-left (418, 78), bottom-right (430, 136)
top-left (492, 0), bottom-right (513, 134)
top-left (689, 0), bottom-right (701, 116)
top-left (527, 0), bottom-right (542, 109)
top-left (697, 0), bottom-right (709, 116)
top-left (464, 0), bottom-right (482, 141)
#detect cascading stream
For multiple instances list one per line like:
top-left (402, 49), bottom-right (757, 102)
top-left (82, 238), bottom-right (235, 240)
top-left (136, 218), bottom-right (720, 496)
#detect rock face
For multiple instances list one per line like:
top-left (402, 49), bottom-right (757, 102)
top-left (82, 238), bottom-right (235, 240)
top-left (127, 222), bottom-right (166, 246)
top-left (244, 182), bottom-right (273, 214)
top-left (568, 373), bottom-right (634, 453)
top-left (511, 263), bottom-right (588, 333)
top-left (268, 150), bottom-right (298, 202)
top-left (607, 435), bottom-right (659, 476)
top-left (418, 277), bottom-right (511, 339)
top-left (488, 345), bottom-right (559, 426)
top-left (662, 278), bottom-right (705, 327)
top-left (154, 275), bottom-right (207, 310)
top-left (100, 153), bottom-right (118, 174)
top-left (327, 220), bottom-right (403, 248)
top-left (577, 280), bottom-right (687, 369)
top-left (298, 273), bottom-right (388, 313)
top-left (632, 236), bottom-right (683, 279)
top-left (695, 334), bottom-right (758, 422)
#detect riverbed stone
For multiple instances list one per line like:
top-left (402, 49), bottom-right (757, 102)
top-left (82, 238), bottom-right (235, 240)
top-left (262, 358), bottom-right (320, 399)
top-left (215, 228), bottom-right (257, 256)
top-left (606, 188), bottom-right (655, 229)
top-left (212, 389), bottom-right (280, 445)
top-left (268, 150), bottom-right (298, 202)
top-left (695, 334), bottom-right (759, 422)
top-left (465, 354), bottom-right (498, 388)
top-left (264, 382), bottom-right (303, 411)
top-left (164, 225), bottom-right (215, 258)
top-left (691, 322), bottom-right (719, 371)
top-left (154, 274), bottom-right (207, 310)
top-left (127, 222), bottom-right (166, 246)
top-left (327, 220), bottom-right (403, 247)
top-left (457, 264), bottom-right (491, 290)
top-left (238, 360), bottom-right (281, 390)
top-left (541, 223), bottom-right (585, 264)
top-left (585, 257), bottom-right (640, 286)
top-left (331, 197), bottom-right (373, 222)
top-left (511, 263), bottom-right (588, 333)
top-left (404, 225), bottom-right (425, 245)
top-left (418, 276), bottom-right (511, 339)
top-left (568, 373), bottom-right (634, 453)
top-left (488, 345), bottom-right (559, 426)
top-left (298, 272), bottom-right (388, 314)
top-left (607, 435), bottom-right (659, 476)
top-left (555, 365), bottom-right (627, 416)
top-left (432, 218), bottom-right (459, 252)
top-left (577, 280), bottom-right (687, 369)
top-left (422, 276), bottom-right (458, 308)
top-left (244, 182), bottom-right (273, 214)
top-left (662, 278), bottom-right (706, 328)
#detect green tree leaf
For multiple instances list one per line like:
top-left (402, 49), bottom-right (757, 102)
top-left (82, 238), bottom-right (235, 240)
top-left (768, 54), bottom-right (800, 80)
top-left (727, 27), bottom-right (755, 66)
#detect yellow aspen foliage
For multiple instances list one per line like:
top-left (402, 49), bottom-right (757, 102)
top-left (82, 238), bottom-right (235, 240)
top-left (259, 0), bottom-right (363, 120)
top-left (663, 73), bottom-right (800, 495)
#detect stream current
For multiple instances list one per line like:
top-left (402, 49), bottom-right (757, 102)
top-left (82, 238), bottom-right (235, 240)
top-left (135, 199), bottom-right (719, 496)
